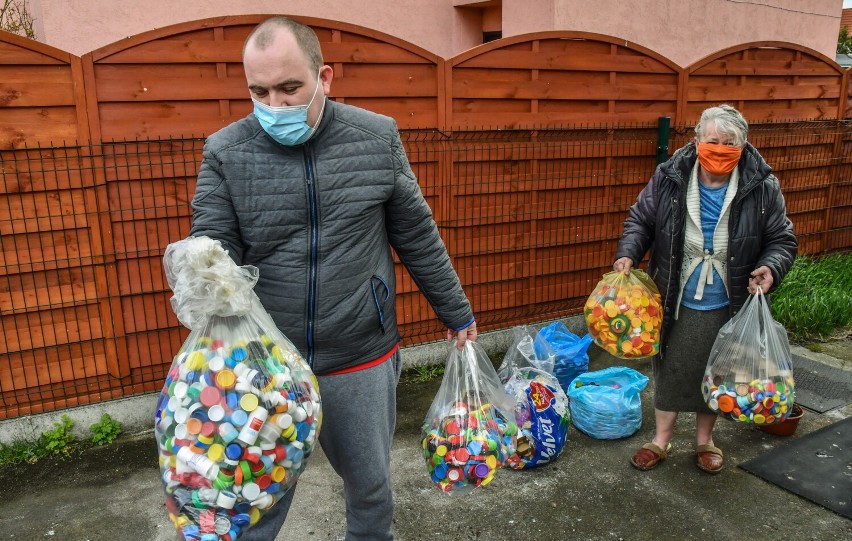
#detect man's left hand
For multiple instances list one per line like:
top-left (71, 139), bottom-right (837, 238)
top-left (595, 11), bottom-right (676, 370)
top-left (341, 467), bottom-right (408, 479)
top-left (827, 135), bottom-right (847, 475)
top-left (447, 321), bottom-right (477, 349)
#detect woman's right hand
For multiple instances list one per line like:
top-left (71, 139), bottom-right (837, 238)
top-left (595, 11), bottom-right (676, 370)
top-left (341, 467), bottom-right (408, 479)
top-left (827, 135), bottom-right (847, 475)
top-left (613, 257), bottom-right (634, 275)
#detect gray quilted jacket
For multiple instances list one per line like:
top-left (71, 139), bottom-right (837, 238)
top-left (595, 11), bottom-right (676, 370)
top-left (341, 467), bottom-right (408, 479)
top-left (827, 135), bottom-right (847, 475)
top-left (614, 142), bottom-right (797, 355)
top-left (190, 99), bottom-right (473, 375)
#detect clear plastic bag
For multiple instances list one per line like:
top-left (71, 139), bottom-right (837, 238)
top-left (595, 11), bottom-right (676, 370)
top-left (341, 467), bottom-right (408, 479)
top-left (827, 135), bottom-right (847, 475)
top-left (497, 325), bottom-right (556, 382)
top-left (503, 367), bottom-right (570, 469)
top-left (702, 289), bottom-right (795, 425)
top-left (156, 237), bottom-right (322, 540)
top-left (538, 321), bottom-right (593, 392)
top-left (566, 366), bottom-right (649, 439)
top-left (421, 341), bottom-right (517, 494)
top-left (584, 270), bottom-right (663, 359)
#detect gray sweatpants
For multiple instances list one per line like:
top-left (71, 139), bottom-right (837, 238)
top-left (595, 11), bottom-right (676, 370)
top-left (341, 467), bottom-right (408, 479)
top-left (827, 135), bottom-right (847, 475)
top-left (239, 350), bottom-right (402, 541)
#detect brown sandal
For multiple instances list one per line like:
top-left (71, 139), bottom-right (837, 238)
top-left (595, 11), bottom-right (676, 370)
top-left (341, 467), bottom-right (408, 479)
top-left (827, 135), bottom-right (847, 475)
top-left (696, 444), bottom-right (724, 474)
top-left (630, 442), bottom-right (672, 471)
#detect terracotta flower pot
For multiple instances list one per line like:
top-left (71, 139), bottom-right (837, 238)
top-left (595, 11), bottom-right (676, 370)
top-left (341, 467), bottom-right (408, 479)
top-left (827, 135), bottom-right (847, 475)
top-left (757, 403), bottom-right (805, 436)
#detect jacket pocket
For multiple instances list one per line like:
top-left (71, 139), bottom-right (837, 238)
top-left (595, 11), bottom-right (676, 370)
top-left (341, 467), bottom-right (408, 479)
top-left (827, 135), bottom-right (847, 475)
top-left (370, 274), bottom-right (391, 334)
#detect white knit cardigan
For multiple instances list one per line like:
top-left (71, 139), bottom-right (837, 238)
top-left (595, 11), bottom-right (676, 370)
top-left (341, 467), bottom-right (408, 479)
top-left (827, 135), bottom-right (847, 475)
top-left (675, 164), bottom-right (739, 319)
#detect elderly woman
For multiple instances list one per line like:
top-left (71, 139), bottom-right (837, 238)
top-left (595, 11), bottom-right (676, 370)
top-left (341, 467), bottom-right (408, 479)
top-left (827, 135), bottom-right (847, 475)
top-left (613, 104), bottom-right (797, 474)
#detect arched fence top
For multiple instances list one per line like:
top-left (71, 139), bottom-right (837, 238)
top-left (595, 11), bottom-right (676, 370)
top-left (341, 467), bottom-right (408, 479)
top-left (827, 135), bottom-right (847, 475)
top-left (686, 41), bottom-right (846, 76)
top-left (450, 30), bottom-right (681, 74)
top-left (447, 31), bottom-right (682, 127)
top-left (0, 29), bottom-right (74, 64)
top-left (81, 15), bottom-right (445, 139)
top-left (86, 14), bottom-right (441, 65)
top-left (683, 41), bottom-right (849, 122)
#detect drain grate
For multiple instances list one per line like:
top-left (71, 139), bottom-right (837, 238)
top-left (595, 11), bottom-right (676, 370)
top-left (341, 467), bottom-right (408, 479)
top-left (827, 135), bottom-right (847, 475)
top-left (792, 354), bottom-right (852, 413)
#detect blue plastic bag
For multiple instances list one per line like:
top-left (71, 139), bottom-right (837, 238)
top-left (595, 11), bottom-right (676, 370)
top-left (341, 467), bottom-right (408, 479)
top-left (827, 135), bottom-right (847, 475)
top-left (566, 366), bottom-right (649, 439)
top-left (537, 321), bottom-right (593, 392)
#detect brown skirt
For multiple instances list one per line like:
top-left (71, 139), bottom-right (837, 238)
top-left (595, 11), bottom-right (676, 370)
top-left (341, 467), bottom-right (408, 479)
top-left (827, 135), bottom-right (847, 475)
top-left (653, 305), bottom-right (730, 412)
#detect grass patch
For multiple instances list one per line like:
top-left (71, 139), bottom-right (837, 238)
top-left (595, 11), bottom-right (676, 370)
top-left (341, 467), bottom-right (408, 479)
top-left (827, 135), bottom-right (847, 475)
top-left (772, 253), bottom-right (852, 342)
top-left (401, 364), bottom-right (445, 384)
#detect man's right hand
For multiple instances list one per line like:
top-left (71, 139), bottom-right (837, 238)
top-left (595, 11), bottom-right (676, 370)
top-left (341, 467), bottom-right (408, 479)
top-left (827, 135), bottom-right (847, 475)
top-left (613, 257), bottom-right (633, 275)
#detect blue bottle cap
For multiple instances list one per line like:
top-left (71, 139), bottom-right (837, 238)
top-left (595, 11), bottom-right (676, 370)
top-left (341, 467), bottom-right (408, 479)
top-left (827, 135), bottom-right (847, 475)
top-left (226, 392), bottom-right (240, 410)
top-left (230, 409), bottom-right (248, 427)
top-left (225, 443), bottom-right (243, 461)
top-left (232, 513), bottom-right (251, 527)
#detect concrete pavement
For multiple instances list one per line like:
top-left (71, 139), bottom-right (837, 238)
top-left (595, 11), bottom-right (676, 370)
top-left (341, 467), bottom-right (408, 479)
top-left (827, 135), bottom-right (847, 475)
top-left (1, 324), bottom-right (850, 541)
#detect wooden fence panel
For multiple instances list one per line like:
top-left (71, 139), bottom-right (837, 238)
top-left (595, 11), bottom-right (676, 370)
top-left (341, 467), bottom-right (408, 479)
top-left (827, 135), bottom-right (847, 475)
top-left (0, 146), bottom-right (121, 419)
top-left (82, 15), bottom-right (443, 141)
top-left (0, 31), bottom-right (89, 148)
top-left (448, 32), bottom-right (681, 128)
top-left (683, 43), bottom-right (847, 123)
top-left (439, 126), bottom-right (659, 331)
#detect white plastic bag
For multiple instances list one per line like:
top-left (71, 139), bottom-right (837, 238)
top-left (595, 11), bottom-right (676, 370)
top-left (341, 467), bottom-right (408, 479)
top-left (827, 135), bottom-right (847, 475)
top-left (702, 289), bottom-right (795, 425)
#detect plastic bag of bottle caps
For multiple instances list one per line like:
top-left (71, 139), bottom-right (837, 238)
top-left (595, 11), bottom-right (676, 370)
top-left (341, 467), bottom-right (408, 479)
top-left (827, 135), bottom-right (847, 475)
top-left (702, 289), bottom-right (795, 425)
top-left (584, 270), bottom-right (663, 359)
top-left (421, 341), bottom-right (517, 494)
top-left (502, 367), bottom-right (570, 469)
top-left (156, 236), bottom-right (322, 540)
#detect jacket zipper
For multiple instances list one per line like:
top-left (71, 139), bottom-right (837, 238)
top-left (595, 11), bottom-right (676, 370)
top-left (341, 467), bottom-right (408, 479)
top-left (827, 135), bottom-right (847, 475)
top-left (304, 150), bottom-right (318, 368)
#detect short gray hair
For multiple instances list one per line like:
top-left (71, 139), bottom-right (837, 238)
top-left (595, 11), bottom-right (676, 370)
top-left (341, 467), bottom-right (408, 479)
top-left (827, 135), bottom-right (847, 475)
top-left (695, 105), bottom-right (749, 146)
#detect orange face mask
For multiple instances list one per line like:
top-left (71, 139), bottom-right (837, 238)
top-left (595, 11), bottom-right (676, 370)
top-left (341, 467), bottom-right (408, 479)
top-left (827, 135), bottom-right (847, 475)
top-left (697, 143), bottom-right (742, 176)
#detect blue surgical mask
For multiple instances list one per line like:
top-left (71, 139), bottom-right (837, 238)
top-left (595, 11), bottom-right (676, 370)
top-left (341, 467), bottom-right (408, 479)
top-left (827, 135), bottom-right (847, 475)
top-left (252, 72), bottom-right (325, 146)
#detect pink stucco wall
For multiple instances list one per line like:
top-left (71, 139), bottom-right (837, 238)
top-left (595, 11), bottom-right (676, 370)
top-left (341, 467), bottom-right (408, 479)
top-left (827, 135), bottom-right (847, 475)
top-left (503, 0), bottom-right (842, 66)
top-left (27, 0), bottom-right (843, 65)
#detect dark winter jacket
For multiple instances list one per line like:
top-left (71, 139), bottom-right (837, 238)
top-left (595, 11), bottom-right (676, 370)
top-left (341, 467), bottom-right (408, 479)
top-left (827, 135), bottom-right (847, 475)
top-left (190, 99), bottom-right (473, 375)
top-left (614, 142), bottom-right (797, 353)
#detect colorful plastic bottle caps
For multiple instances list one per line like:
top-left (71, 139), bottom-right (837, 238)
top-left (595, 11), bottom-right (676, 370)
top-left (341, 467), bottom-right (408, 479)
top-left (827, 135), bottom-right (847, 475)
top-left (421, 402), bottom-right (516, 494)
top-left (230, 410), bottom-right (248, 427)
top-left (185, 351), bottom-right (206, 370)
top-left (216, 369), bottom-right (237, 390)
top-left (240, 393), bottom-right (259, 412)
top-left (584, 271), bottom-right (663, 359)
top-left (207, 405), bottom-right (225, 423)
top-left (157, 332), bottom-right (323, 541)
top-left (186, 418), bottom-right (203, 435)
top-left (200, 386), bottom-right (221, 408)
top-left (702, 372), bottom-right (795, 425)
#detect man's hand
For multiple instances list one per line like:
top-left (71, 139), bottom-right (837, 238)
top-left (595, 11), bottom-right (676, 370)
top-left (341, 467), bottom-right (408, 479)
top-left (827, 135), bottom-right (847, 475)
top-left (749, 266), bottom-right (774, 294)
top-left (447, 320), bottom-right (477, 349)
top-left (613, 257), bottom-right (634, 275)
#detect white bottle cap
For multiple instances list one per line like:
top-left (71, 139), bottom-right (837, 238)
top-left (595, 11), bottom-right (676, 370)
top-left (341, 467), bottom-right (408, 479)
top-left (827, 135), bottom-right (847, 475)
top-left (292, 406), bottom-right (307, 422)
top-left (241, 482), bottom-right (261, 501)
top-left (251, 493), bottom-right (274, 510)
top-left (216, 490), bottom-right (237, 509)
top-left (208, 356), bottom-right (225, 372)
top-left (173, 423), bottom-right (189, 440)
top-left (275, 414), bottom-right (293, 429)
top-left (173, 381), bottom-right (188, 398)
top-left (167, 396), bottom-right (181, 413)
top-left (174, 408), bottom-right (189, 424)
top-left (207, 405), bottom-right (225, 422)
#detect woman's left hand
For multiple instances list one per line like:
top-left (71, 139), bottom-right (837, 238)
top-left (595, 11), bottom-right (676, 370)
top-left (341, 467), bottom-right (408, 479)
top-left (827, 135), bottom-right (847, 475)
top-left (748, 266), bottom-right (774, 294)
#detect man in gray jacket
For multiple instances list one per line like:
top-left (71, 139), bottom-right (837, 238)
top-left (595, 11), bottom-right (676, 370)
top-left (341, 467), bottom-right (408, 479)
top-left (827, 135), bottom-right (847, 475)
top-left (189, 16), bottom-right (476, 541)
